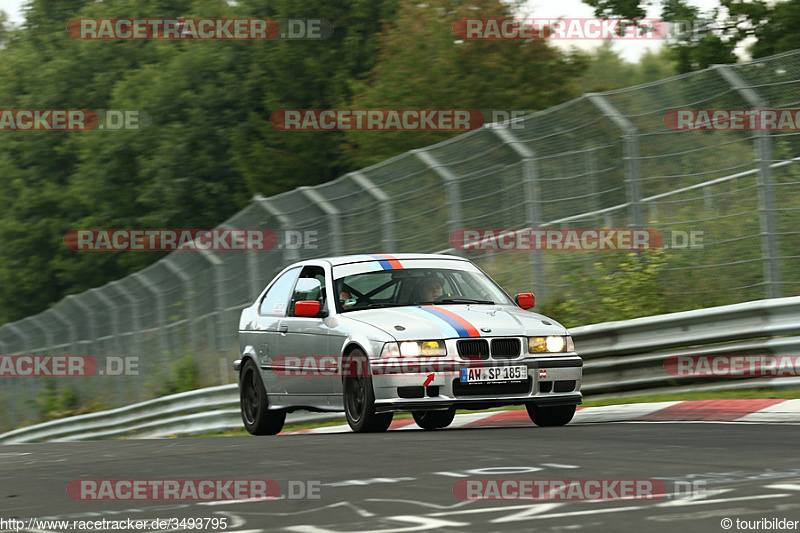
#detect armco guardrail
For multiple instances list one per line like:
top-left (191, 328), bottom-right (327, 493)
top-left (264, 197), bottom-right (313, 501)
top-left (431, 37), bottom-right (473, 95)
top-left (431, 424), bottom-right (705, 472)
top-left (0, 385), bottom-right (342, 444)
top-left (575, 296), bottom-right (800, 396)
top-left (2, 297), bottom-right (799, 444)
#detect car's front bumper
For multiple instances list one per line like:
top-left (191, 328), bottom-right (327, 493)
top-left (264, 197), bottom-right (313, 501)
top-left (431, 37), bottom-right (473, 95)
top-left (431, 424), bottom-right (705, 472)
top-left (370, 355), bottom-right (582, 413)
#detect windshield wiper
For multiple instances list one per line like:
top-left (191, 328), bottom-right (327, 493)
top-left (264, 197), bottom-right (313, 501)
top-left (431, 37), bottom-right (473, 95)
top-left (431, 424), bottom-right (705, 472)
top-left (367, 303), bottom-right (409, 309)
top-left (430, 298), bottom-right (495, 305)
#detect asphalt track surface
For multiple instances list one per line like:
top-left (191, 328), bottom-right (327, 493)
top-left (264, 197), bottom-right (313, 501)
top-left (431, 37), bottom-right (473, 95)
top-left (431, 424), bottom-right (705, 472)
top-left (2, 421), bottom-right (800, 533)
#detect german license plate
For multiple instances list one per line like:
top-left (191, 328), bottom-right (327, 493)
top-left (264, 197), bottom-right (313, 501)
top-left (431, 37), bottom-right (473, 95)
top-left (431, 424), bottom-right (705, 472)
top-left (460, 366), bottom-right (526, 383)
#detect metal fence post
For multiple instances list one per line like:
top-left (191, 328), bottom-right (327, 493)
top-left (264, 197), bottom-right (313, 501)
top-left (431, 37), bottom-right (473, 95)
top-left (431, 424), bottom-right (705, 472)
top-left (348, 172), bottom-right (396, 251)
top-left (164, 258), bottom-right (197, 355)
top-left (714, 64), bottom-right (781, 298)
top-left (194, 248), bottom-right (230, 385)
top-left (0, 330), bottom-right (18, 427)
top-left (51, 308), bottom-right (79, 355)
top-left (89, 288), bottom-right (120, 357)
top-left (133, 272), bottom-right (169, 357)
top-left (492, 125), bottom-right (546, 303)
top-left (414, 149), bottom-right (464, 256)
top-left (26, 316), bottom-right (53, 355)
top-left (299, 186), bottom-right (343, 256)
top-left (109, 281), bottom-right (142, 361)
top-left (7, 323), bottom-right (30, 354)
top-left (253, 195), bottom-right (300, 267)
top-left (66, 295), bottom-right (96, 355)
top-left (588, 94), bottom-right (644, 230)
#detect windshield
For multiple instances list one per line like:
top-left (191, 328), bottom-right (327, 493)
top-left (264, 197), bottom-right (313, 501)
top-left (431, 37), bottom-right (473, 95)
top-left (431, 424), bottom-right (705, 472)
top-left (334, 268), bottom-right (513, 312)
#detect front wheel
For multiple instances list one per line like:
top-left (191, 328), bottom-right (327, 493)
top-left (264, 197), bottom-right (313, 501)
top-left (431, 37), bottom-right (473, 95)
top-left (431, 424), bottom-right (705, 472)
top-left (240, 359), bottom-right (285, 435)
top-left (412, 408), bottom-right (456, 430)
top-left (526, 404), bottom-right (576, 427)
top-left (343, 350), bottom-right (393, 432)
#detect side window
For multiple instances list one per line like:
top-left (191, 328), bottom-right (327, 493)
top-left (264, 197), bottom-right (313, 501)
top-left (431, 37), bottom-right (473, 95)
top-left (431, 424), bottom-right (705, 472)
top-left (259, 267), bottom-right (301, 316)
top-left (289, 266), bottom-right (326, 317)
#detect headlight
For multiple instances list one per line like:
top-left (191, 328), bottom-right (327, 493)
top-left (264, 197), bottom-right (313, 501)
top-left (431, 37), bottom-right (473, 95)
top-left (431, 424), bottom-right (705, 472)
top-left (545, 335), bottom-right (565, 352)
top-left (399, 340), bottom-right (446, 357)
top-left (528, 335), bottom-right (568, 353)
top-left (381, 342), bottom-right (400, 357)
top-left (566, 335), bottom-right (575, 352)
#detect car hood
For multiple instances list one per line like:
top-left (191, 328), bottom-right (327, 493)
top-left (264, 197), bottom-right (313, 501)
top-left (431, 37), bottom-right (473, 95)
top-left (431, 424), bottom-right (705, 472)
top-left (344, 304), bottom-right (567, 341)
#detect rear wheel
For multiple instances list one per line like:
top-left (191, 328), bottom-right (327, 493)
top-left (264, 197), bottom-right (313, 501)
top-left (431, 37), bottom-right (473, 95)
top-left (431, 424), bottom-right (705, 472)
top-left (240, 359), bottom-right (285, 435)
top-left (526, 404), bottom-right (576, 427)
top-left (343, 349), bottom-right (393, 432)
top-left (412, 408), bottom-right (456, 430)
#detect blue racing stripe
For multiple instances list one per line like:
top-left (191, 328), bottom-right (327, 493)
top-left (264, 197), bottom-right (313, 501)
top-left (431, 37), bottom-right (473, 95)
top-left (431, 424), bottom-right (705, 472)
top-left (407, 307), bottom-right (461, 338)
top-left (370, 255), bottom-right (394, 270)
top-left (417, 306), bottom-right (472, 338)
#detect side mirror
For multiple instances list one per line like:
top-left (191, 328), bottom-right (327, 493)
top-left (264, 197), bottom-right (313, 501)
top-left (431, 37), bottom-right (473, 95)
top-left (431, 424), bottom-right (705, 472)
top-left (294, 300), bottom-right (322, 317)
top-left (514, 293), bottom-right (535, 310)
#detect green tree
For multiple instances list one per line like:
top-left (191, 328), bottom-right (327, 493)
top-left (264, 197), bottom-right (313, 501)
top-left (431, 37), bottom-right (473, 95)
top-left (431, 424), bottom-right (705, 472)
top-left (584, 0), bottom-right (800, 73)
top-left (342, 0), bottom-right (588, 168)
top-left (230, 0), bottom-right (400, 196)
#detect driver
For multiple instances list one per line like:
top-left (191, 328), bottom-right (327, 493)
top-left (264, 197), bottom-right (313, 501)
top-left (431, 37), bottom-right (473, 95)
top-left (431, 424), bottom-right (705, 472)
top-left (339, 289), bottom-right (356, 309)
top-left (419, 275), bottom-right (444, 302)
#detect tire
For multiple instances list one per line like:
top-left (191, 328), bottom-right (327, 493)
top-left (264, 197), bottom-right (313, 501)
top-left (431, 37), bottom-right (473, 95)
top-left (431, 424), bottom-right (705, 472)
top-left (343, 349), bottom-right (393, 432)
top-left (412, 408), bottom-right (456, 430)
top-left (240, 359), bottom-right (286, 435)
top-left (526, 404), bottom-right (576, 427)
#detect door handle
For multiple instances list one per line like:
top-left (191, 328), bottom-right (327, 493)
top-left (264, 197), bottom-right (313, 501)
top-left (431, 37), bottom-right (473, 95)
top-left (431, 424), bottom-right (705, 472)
top-left (279, 325), bottom-right (289, 334)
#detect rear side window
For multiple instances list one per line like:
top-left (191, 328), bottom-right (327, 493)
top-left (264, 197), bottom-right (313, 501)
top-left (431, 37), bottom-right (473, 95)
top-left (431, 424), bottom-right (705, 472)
top-left (259, 267), bottom-right (301, 316)
top-left (289, 266), bottom-right (326, 316)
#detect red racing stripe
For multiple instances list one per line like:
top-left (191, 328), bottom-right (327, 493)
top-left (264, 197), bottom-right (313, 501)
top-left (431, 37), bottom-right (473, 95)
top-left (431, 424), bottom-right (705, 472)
top-left (375, 254), bottom-right (403, 269)
top-left (427, 305), bottom-right (481, 337)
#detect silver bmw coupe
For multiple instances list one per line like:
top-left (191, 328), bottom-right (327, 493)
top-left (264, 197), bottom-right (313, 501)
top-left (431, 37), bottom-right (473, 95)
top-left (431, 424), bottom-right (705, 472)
top-left (235, 254), bottom-right (582, 434)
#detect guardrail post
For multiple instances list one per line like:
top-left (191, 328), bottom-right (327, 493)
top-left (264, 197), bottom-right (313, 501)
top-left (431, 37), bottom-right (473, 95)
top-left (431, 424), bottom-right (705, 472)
top-left (587, 94), bottom-right (644, 230)
top-left (714, 64), bottom-right (781, 299)
top-left (348, 172), bottom-right (396, 251)
top-left (253, 195), bottom-right (300, 269)
top-left (491, 125), bottom-right (546, 303)
top-left (299, 186), bottom-right (343, 256)
top-left (414, 149), bottom-right (464, 256)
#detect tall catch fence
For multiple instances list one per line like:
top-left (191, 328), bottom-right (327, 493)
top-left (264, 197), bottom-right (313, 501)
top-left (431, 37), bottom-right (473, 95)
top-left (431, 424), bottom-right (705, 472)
top-left (1, 49), bottom-right (799, 431)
